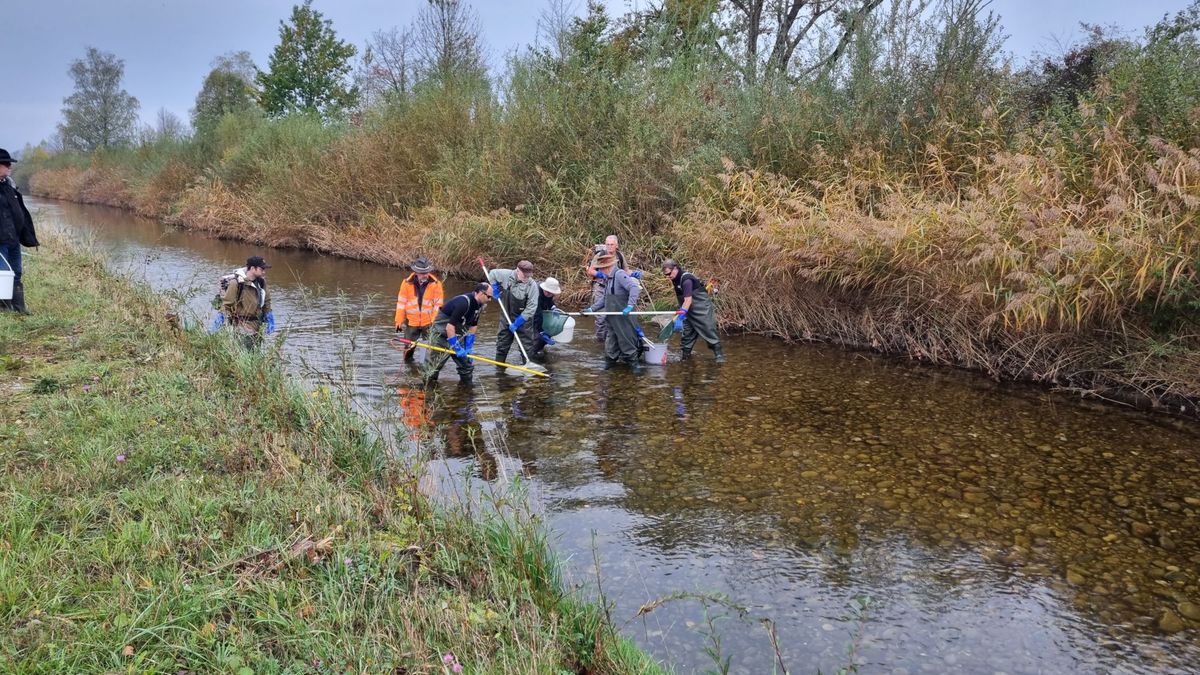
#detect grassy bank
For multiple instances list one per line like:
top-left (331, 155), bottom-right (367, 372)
top-left (16, 2), bottom-right (1200, 412)
top-left (0, 239), bottom-right (662, 673)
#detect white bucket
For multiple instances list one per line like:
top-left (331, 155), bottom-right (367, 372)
top-left (0, 270), bottom-right (13, 301)
top-left (642, 342), bottom-right (668, 365)
top-left (554, 316), bottom-right (576, 344)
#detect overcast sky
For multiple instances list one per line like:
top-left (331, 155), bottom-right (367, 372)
top-left (2, 0), bottom-right (1191, 150)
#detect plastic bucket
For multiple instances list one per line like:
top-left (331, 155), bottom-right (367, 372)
top-left (0, 270), bottom-right (12, 301)
top-left (642, 342), bottom-right (668, 365)
top-left (542, 312), bottom-right (575, 343)
top-left (555, 316), bottom-right (575, 343)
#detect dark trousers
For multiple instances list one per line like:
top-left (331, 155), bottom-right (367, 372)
top-left (495, 322), bottom-right (535, 364)
top-left (0, 242), bottom-right (21, 283)
top-left (680, 300), bottom-right (721, 353)
top-left (2, 243), bottom-right (26, 313)
top-left (402, 325), bottom-right (431, 361)
top-left (425, 332), bottom-right (473, 384)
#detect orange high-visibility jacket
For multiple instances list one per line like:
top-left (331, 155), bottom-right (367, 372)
top-left (394, 273), bottom-right (445, 328)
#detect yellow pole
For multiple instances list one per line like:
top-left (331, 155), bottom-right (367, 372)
top-left (393, 338), bottom-right (550, 378)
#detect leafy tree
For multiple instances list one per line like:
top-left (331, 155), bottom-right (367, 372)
top-left (257, 1), bottom-right (359, 117)
top-left (57, 47), bottom-right (141, 151)
top-left (192, 51), bottom-right (260, 136)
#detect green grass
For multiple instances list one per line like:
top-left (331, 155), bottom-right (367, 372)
top-left (0, 241), bottom-right (663, 674)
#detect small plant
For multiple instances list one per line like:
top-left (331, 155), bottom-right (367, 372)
top-left (32, 376), bottom-right (60, 394)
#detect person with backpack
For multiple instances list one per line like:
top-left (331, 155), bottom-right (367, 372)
top-left (218, 256), bottom-right (275, 349)
top-left (424, 283), bottom-right (493, 387)
top-left (394, 256), bottom-right (444, 363)
top-left (662, 258), bottom-right (724, 362)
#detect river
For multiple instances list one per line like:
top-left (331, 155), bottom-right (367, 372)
top-left (35, 198), bottom-right (1200, 674)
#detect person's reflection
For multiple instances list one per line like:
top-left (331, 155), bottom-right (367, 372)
top-left (589, 379), bottom-right (644, 481)
top-left (429, 388), bottom-right (500, 481)
top-left (394, 385), bottom-right (432, 451)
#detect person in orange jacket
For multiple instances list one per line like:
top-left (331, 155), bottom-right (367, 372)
top-left (395, 256), bottom-right (445, 363)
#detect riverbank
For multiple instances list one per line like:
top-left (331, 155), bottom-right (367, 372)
top-left (0, 238), bottom-right (662, 673)
top-left (24, 167), bottom-right (1200, 420)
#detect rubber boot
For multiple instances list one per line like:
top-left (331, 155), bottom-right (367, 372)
top-left (403, 347), bottom-right (416, 363)
top-left (603, 357), bottom-right (618, 370)
top-left (627, 358), bottom-right (643, 375)
top-left (12, 281), bottom-right (29, 315)
top-left (712, 343), bottom-right (725, 363)
top-left (681, 348), bottom-right (692, 361)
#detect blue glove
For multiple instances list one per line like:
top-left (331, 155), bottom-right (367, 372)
top-left (448, 335), bottom-right (468, 359)
top-left (539, 331), bottom-right (556, 346)
top-left (491, 282), bottom-right (502, 299)
top-left (634, 325), bottom-right (645, 339)
top-left (581, 307), bottom-right (594, 315)
top-left (673, 309), bottom-right (686, 331)
top-left (509, 315), bottom-right (526, 332)
top-left (631, 270), bottom-right (642, 279)
top-left (208, 312), bottom-right (224, 333)
top-left (464, 333), bottom-right (477, 353)
top-left (622, 305), bottom-right (634, 316)
top-left (265, 311), bottom-right (276, 334)
top-left (594, 270), bottom-right (606, 280)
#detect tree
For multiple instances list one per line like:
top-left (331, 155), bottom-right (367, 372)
top-left (415, 0), bottom-right (488, 85)
top-left (357, 27), bottom-right (418, 106)
top-left (57, 47), bottom-right (141, 151)
top-left (715, 0), bottom-right (884, 83)
top-left (257, 0), bottom-right (359, 117)
top-left (142, 108), bottom-right (187, 144)
top-left (193, 51), bottom-right (260, 135)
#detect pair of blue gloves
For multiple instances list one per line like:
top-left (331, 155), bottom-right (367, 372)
top-left (448, 333), bottom-right (477, 359)
top-left (208, 311), bottom-right (276, 334)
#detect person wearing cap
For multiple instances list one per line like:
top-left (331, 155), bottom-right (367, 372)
top-left (530, 277), bottom-right (563, 359)
top-left (662, 259), bottom-right (724, 362)
top-left (221, 255), bottom-right (274, 349)
top-left (424, 282), bottom-right (492, 386)
top-left (486, 260), bottom-right (539, 368)
top-left (582, 253), bottom-right (643, 372)
top-left (584, 235), bottom-right (635, 341)
top-left (0, 148), bottom-right (39, 315)
top-left (394, 256), bottom-right (445, 363)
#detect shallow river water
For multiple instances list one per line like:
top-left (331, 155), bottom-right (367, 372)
top-left (37, 198), bottom-right (1200, 673)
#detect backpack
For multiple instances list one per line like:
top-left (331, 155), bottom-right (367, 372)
top-left (211, 267), bottom-right (264, 311)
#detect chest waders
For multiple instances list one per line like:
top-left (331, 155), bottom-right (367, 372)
top-left (495, 280), bottom-right (536, 366)
top-left (676, 273), bottom-right (723, 361)
top-left (424, 298), bottom-right (476, 385)
top-left (603, 274), bottom-right (641, 368)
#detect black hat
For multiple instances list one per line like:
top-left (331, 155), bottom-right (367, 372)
top-left (410, 256), bottom-right (435, 273)
top-left (246, 255), bottom-right (271, 269)
top-left (0, 149), bottom-right (16, 164)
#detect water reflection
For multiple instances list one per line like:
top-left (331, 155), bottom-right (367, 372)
top-left (37, 198), bottom-right (1200, 674)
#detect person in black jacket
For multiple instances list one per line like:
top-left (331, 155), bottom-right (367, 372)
top-left (424, 283), bottom-right (492, 387)
top-left (0, 149), bottom-right (40, 315)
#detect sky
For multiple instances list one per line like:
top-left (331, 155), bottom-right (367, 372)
top-left (2, 0), bottom-right (1192, 151)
